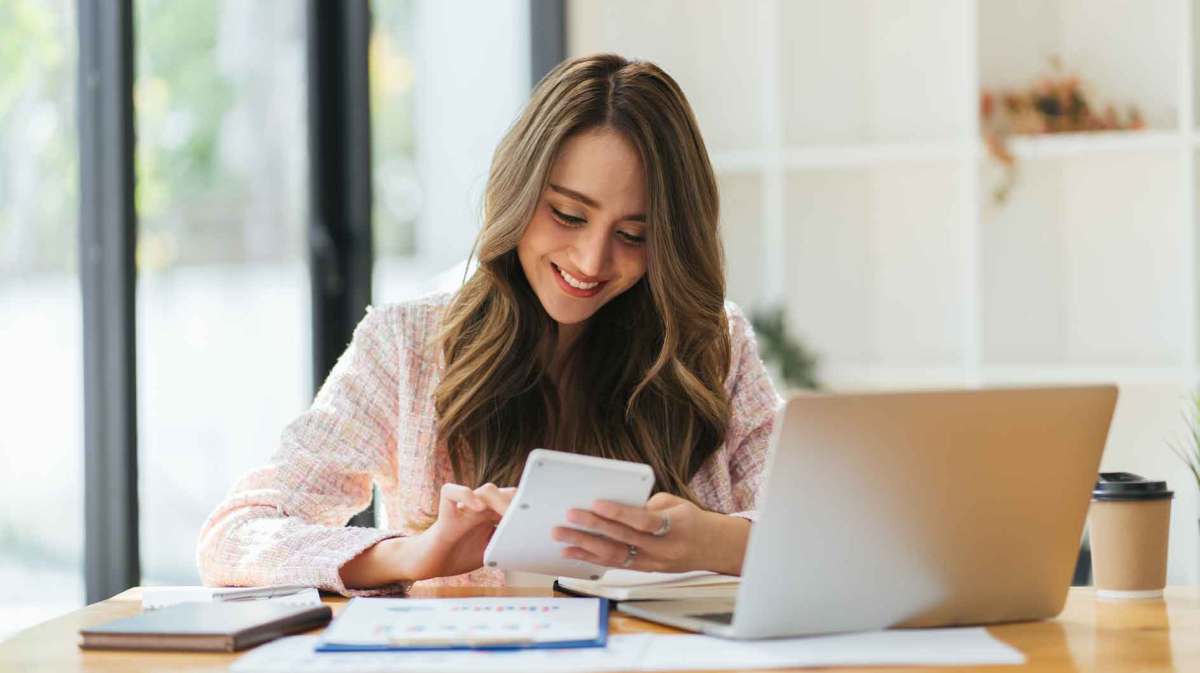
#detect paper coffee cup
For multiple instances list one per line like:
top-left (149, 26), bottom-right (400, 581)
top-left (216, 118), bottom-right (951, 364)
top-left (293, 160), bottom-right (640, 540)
top-left (1088, 472), bottom-right (1172, 600)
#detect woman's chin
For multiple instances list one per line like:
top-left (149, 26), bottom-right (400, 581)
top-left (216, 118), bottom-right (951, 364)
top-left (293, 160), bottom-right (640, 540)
top-left (545, 305), bottom-right (597, 326)
top-left (540, 294), bottom-right (601, 326)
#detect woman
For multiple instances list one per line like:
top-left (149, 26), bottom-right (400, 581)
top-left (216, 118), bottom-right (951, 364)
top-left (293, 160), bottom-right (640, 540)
top-left (197, 53), bottom-right (782, 595)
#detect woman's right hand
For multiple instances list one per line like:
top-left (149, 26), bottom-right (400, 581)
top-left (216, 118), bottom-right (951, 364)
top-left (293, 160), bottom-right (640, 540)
top-left (341, 482), bottom-right (514, 588)
top-left (388, 482), bottom-right (515, 582)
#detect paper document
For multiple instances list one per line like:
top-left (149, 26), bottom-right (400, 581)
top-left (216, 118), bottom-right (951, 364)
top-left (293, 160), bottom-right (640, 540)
top-left (141, 585), bottom-right (321, 610)
top-left (233, 628), bottom-right (1024, 672)
top-left (317, 597), bottom-right (606, 650)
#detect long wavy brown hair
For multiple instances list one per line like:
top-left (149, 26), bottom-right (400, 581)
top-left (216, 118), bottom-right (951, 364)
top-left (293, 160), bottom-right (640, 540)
top-left (433, 54), bottom-right (730, 501)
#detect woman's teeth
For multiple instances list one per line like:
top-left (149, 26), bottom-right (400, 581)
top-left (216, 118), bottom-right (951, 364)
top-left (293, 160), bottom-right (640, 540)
top-left (557, 265), bottom-right (599, 290)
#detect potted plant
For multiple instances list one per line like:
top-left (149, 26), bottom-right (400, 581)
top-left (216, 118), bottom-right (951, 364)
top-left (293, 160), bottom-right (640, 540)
top-left (1170, 393), bottom-right (1200, 534)
top-left (749, 307), bottom-right (820, 392)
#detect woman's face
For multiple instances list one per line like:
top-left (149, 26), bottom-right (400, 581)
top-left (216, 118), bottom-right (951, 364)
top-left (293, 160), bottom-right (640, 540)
top-left (517, 127), bottom-right (649, 328)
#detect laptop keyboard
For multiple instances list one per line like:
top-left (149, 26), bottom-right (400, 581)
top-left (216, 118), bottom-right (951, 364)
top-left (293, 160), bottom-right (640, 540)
top-left (690, 611), bottom-right (734, 625)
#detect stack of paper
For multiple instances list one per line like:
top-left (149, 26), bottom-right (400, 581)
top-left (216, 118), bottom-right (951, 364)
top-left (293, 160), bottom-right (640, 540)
top-left (556, 570), bottom-right (739, 601)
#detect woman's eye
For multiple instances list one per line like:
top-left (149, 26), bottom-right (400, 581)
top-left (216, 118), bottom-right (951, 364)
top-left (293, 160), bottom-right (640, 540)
top-left (550, 206), bottom-right (586, 226)
top-left (617, 230), bottom-right (646, 245)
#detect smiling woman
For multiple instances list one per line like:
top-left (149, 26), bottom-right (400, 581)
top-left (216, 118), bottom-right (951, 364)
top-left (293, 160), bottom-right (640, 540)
top-left (518, 129), bottom-right (648, 340)
top-left (196, 53), bottom-right (782, 595)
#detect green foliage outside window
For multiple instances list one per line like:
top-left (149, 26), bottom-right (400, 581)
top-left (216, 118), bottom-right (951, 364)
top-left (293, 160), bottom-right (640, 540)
top-left (0, 0), bottom-right (77, 276)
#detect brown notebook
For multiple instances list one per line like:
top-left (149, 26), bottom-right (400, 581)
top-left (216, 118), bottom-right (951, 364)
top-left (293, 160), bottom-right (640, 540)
top-left (78, 601), bottom-right (332, 652)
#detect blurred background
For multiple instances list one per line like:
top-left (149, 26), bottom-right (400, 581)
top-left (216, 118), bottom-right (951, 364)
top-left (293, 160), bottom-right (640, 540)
top-left (4, 0), bottom-right (1200, 638)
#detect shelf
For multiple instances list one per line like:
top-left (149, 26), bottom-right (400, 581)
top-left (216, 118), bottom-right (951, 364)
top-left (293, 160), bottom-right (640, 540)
top-left (711, 142), bottom-right (964, 173)
top-left (818, 364), bottom-right (1191, 389)
top-left (817, 365), bottom-right (971, 391)
top-left (979, 365), bottom-right (1188, 385)
top-left (570, 0), bottom-right (1200, 587)
top-left (987, 130), bottom-right (1183, 160)
top-left (782, 142), bottom-right (965, 169)
top-left (978, 0), bottom-right (1180, 132)
top-left (710, 131), bottom-right (1180, 174)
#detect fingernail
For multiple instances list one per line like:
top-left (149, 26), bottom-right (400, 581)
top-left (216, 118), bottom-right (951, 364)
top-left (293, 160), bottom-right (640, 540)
top-left (565, 509), bottom-right (582, 523)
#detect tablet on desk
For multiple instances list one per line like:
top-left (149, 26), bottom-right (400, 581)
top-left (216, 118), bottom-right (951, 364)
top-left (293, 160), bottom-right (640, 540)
top-left (483, 449), bottom-right (654, 580)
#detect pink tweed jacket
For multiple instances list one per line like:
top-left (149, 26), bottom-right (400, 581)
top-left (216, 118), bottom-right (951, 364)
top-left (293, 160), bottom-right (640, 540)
top-left (196, 292), bottom-right (783, 596)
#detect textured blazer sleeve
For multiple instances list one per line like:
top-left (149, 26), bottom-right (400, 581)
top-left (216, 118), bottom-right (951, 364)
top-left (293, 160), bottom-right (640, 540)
top-left (724, 304), bottom-right (786, 522)
top-left (196, 305), bottom-right (410, 596)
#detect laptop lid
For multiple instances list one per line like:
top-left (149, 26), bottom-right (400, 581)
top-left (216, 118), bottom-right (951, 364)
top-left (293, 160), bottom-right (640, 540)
top-left (731, 385), bottom-right (1117, 638)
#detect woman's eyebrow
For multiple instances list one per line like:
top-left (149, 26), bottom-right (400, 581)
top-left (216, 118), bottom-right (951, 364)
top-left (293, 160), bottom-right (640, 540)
top-left (548, 183), bottom-right (646, 222)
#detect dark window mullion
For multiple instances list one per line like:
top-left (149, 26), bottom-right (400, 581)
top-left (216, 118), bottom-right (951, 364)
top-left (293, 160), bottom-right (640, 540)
top-left (531, 0), bottom-right (566, 87)
top-left (307, 0), bottom-right (376, 527)
top-left (78, 0), bottom-right (140, 603)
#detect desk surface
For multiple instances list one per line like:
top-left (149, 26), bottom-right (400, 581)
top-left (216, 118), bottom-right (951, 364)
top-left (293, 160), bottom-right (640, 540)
top-left (1, 585), bottom-right (1197, 672)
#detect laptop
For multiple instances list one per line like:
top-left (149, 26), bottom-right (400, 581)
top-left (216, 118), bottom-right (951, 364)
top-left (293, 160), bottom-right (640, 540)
top-left (617, 385), bottom-right (1118, 638)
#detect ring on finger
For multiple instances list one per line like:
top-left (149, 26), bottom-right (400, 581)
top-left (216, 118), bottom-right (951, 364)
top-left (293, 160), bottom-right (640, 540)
top-left (652, 514), bottom-right (671, 537)
top-left (622, 544), bottom-right (638, 568)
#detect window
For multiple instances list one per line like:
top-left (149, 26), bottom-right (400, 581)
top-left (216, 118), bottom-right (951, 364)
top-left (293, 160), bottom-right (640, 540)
top-left (133, 0), bottom-right (311, 585)
top-left (372, 0), bottom-right (531, 303)
top-left (0, 0), bottom-right (84, 637)
top-left (1, 0), bottom-right (544, 626)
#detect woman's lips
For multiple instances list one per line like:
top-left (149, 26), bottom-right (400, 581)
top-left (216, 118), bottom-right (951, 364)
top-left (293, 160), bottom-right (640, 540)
top-left (551, 262), bottom-right (605, 298)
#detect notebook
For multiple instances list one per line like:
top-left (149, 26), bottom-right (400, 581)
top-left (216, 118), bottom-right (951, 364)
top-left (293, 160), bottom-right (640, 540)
top-left (78, 602), bottom-right (332, 652)
top-left (555, 570), bottom-right (740, 601)
top-left (316, 597), bottom-right (608, 651)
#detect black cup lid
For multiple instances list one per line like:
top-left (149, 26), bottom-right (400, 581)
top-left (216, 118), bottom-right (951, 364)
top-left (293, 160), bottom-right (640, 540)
top-left (1092, 472), bottom-right (1173, 501)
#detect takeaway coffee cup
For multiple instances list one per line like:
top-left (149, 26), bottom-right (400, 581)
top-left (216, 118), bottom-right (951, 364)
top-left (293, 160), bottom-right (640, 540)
top-left (1089, 472), bottom-right (1173, 600)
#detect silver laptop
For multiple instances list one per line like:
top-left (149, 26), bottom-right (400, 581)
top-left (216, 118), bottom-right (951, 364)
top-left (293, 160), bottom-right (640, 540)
top-left (618, 385), bottom-right (1118, 638)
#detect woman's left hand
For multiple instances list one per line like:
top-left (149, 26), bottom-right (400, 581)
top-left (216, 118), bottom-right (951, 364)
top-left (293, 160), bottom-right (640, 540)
top-left (552, 493), bottom-right (751, 575)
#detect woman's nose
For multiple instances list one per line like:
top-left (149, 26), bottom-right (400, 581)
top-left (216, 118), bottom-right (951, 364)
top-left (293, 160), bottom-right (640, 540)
top-left (570, 226), bottom-right (610, 278)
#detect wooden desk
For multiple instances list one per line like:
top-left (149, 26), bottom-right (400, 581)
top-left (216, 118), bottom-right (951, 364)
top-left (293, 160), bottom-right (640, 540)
top-left (1, 585), bottom-right (1197, 672)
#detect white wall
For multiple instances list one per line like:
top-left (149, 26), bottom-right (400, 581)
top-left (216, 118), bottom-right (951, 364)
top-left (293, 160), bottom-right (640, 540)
top-left (569, 0), bottom-right (1200, 585)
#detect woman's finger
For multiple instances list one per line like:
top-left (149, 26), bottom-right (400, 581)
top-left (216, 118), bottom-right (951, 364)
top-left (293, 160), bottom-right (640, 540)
top-left (440, 483), bottom-right (486, 512)
top-left (592, 500), bottom-right (668, 534)
top-left (552, 526), bottom-right (627, 566)
top-left (473, 482), bottom-right (515, 516)
top-left (561, 545), bottom-right (648, 571)
top-left (566, 508), bottom-right (654, 548)
top-left (646, 492), bottom-right (684, 511)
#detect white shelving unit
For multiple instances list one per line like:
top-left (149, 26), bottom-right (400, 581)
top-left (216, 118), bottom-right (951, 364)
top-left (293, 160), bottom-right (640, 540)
top-left (569, 0), bottom-right (1200, 584)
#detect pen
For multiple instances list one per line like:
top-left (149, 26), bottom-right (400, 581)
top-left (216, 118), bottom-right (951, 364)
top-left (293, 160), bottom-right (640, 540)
top-left (214, 585), bottom-right (313, 602)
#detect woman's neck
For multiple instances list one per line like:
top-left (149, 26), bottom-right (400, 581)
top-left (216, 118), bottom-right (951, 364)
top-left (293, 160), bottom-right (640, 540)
top-left (549, 320), bottom-right (585, 383)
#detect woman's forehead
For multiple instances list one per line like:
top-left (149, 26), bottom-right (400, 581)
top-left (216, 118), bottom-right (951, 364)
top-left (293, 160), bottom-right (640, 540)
top-left (548, 128), bottom-right (647, 214)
